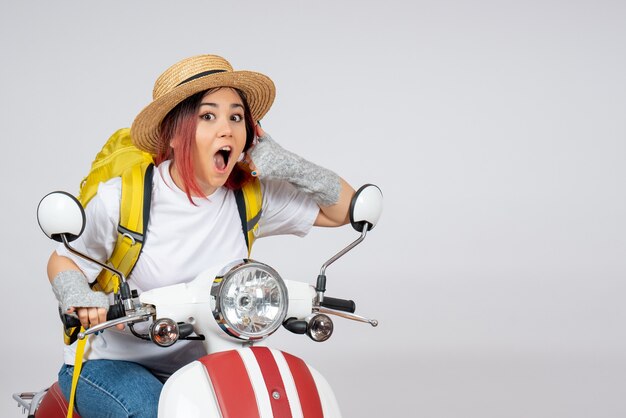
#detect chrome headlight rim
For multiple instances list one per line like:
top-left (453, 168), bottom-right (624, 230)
top-left (211, 259), bottom-right (288, 341)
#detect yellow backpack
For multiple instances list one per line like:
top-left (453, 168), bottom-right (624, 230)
top-left (64, 128), bottom-right (262, 344)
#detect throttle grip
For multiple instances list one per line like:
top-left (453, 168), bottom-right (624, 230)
top-left (320, 296), bottom-right (356, 313)
top-left (61, 303), bottom-right (126, 329)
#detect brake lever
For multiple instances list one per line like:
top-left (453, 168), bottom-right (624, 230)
top-left (316, 306), bottom-right (378, 327)
top-left (77, 306), bottom-right (155, 339)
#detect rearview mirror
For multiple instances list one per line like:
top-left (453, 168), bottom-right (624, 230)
top-left (349, 184), bottom-right (383, 232)
top-left (37, 191), bottom-right (85, 243)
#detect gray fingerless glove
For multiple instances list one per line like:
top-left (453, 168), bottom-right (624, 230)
top-left (250, 134), bottom-right (341, 206)
top-left (51, 270), bottom-right (109, 313)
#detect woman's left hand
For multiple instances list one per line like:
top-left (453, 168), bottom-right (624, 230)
top-left (244, 124), bottom-right (354, 227)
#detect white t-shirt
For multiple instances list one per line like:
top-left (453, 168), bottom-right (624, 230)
top-left (56, 160), bottom-right (318, 377)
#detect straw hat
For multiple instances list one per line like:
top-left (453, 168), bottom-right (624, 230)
top-left (131, 54), bottom-right (275, 155)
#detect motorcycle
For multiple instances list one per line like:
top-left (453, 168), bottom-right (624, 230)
top-left (14, 184), bottom-right (383, 417)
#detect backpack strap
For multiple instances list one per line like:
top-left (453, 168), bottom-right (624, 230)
top-left (234, 177), bottom-right (263, 256)
top-left (65, 163), bottom-right (153, 345)
top-left (92, 162), bottom-right (154, 293)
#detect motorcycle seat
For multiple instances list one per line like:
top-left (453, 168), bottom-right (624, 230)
top-left (36, 382), bottom-right (81, 418)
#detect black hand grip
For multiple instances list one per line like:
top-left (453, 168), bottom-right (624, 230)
top-left (320, 296), bottom-right (356, 313)
top-left (61, 303), bottom-right (126, 329)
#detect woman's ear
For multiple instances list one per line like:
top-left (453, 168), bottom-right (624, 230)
top-left (255, 122), bottom-right (264, 138)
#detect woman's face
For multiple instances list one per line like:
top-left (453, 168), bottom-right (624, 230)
top-left (191, 88), bottom-right (247, 195)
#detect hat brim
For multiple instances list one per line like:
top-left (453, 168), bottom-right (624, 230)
top-left (131, 70), bottom-right (275, 155)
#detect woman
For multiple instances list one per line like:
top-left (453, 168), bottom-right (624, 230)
top-left (48, 54), bottom-right (355, 417)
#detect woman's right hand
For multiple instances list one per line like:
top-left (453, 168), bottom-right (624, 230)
top-left (67, 306), bottom-right (107, 329)
top-left (67, 306), bottom-right (125, 330)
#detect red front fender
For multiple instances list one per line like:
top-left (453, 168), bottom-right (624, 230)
top-left (159, 346), bottom-right (341, 417)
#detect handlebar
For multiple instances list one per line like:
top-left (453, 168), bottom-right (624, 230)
top-left (60, 302), bottom-right (126, 329)
top-left (319, 296), bottom-right (356, 313)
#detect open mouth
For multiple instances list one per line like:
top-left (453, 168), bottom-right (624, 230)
top-left (214, 146), bottom-right (232, 172)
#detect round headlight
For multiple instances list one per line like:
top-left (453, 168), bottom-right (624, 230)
top-left (212, 260), bottom-right (288, 340)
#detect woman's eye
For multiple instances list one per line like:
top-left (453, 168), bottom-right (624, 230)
top-left (200, 113), bottom-right (215, 121)
top-left (231, 114), bottom-right (243, 122)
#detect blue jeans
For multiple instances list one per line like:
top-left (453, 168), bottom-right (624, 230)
top-left (58, 360), bottom-right (163, 418)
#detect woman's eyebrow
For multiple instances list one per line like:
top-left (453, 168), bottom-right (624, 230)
top-left (199, 102), bottom-right (244, 109)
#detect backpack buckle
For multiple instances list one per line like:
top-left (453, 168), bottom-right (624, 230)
top-left (117, 225), bottom-right (144, 245)
top-left (122, 232), bottom-right (136, 245)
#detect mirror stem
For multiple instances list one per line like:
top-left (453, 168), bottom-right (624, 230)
top-left (319, 226), bottom-right (368, 276)
top-left (61, 234), bottom-right (127, 283)
top-left (60, 234), bottom-right (134, 311)
top-left (316, 225), bottom-right (369, 303)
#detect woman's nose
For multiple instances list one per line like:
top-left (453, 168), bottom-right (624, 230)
top-left (217, 117), bottom-right (232, 137)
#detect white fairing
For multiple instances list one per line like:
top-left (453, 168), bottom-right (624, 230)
top-left (309, 364), bottom-right (342, 417)
top-left (351, 185), bottom-right (383, 228)
top-left (285, 279), bottom-right (316, 319)
top-left (139, 264), bottom-right (315, 354)
top-left (142, 263), bottom-right (328, 418)
top-left (37, 192), bottom-right (85, 239)
top-left (158, 361), bottom-right (220, 418)
top-left (139, 265), bottom-right (244, 353)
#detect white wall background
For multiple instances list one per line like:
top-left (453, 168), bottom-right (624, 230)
top-left (2, 1), bottom-right (625, 417)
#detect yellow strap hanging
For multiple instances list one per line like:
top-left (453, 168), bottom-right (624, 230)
top-left (67, 329), bottom-right (87, 418)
